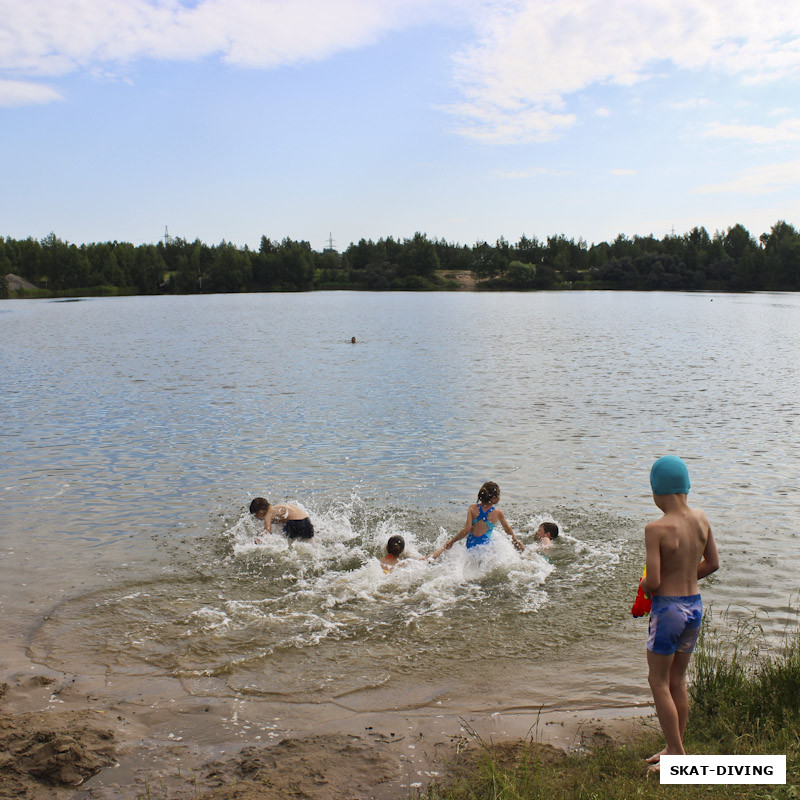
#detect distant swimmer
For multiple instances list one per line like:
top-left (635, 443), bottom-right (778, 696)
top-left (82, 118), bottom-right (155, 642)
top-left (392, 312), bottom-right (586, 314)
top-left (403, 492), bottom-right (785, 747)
top-left (351, 336), bottom-right (357, 343)
top-left (249, 497), bottom-right (314, 541)
top-left (640, 456), bottom-right (719, 772)
top-left (380, 534), bottom-right (405, 572)
top-left (534, 521), bottom-right (559, 548)
top-left (430, 481), bottom-right (524, 559)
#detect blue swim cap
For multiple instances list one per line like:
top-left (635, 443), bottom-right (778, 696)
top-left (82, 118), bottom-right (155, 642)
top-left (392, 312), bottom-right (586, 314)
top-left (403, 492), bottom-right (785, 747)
top-left (650, 455), bottom-right (691, 495)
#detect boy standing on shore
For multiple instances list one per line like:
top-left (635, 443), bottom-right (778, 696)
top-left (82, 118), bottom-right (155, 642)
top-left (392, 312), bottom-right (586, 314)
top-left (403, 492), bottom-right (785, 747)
top-left (640, 455), bottom-right (719, 769)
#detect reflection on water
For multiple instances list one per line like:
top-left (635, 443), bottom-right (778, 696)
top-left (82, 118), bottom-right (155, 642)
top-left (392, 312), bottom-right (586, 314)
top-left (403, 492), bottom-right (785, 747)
top-left (3, 291), bottom-right (800, 709)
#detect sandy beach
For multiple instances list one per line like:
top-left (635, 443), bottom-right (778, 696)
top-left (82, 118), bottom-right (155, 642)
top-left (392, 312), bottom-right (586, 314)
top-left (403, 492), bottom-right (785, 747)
top-left (1, 544), bottom-right (654, 800)
top-left (0, 659), bottom-right (651, 800)
top-left (0, 572), bottom-right (655, 799)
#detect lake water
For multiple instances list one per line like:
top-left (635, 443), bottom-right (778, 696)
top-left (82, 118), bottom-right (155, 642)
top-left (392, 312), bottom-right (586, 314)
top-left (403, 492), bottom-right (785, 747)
top-left (2, 290), bottom-right (799, 729)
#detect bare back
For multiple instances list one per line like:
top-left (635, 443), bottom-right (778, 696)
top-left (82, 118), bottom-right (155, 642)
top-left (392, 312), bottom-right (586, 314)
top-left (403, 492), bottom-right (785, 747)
top-left (645, 498), bottom-right (715, 597)
top-left (270, 503), bottom-right (307, 522)
top-left (261, 503), bottom-right (309, 532)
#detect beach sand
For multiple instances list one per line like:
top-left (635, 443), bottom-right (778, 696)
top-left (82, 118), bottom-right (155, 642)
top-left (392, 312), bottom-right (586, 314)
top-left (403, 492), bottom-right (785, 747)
top-left (0, 578), bottom-right (656, 799)
top-left (0, 660), bottom-right (654, 800)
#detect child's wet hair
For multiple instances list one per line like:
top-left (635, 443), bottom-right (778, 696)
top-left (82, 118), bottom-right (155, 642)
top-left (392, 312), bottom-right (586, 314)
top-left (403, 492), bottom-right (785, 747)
top-left (249, 497), bottom-right (270, 515)
top-left (541, 521), bottom-right (559, 539)
top-left (477, 481), bottom-right (500, 504)
top-left (386, 534), bottom-right (405, 556)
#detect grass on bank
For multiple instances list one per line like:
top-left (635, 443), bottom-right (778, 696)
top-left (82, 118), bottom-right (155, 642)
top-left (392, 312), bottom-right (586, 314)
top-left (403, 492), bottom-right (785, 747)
top-left (418, 608), bottom-right (800, 800)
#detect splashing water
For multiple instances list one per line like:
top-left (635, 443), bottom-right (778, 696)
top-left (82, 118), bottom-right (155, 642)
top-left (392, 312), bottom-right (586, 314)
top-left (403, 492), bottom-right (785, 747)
top-left (30, 495), bottom-right (637, 706)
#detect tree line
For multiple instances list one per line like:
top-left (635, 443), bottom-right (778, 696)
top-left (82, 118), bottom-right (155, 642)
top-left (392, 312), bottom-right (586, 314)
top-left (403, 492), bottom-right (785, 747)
top-left (2, 220), bottom-right (799, 298)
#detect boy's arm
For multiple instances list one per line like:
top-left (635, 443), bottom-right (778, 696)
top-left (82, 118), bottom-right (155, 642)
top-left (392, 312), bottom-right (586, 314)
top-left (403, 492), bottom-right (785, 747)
top-left (641, 523), bottom-right (662, 595)
top-left (497, 511), bottom-right (525, 552)
top-left (697, 521), bottom-right (720, 579)
top-left (254, 509), bottom-right (275, 542)
top-left (262, 508), bottom-right (278, 531)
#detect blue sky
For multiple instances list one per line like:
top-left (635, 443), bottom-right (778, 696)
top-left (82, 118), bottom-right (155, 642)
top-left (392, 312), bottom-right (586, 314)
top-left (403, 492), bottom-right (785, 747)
top-left (2, 0), bottom-right (800, 251)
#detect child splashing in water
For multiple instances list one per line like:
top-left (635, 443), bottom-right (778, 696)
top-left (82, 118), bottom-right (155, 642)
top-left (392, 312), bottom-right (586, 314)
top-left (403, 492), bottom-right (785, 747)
top-left (380, 535), bottom-right (406, 572)
top-left (249, 497), bottom-right (314, 541)
top-left (534, 521), bottom-right (559, 548)
top-left (430, 482), bottom-right (525, 558)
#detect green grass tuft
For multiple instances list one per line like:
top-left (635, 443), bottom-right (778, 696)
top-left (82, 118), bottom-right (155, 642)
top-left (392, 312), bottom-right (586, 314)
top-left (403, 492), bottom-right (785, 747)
top-left (689, 607), bottom-right (800, 750)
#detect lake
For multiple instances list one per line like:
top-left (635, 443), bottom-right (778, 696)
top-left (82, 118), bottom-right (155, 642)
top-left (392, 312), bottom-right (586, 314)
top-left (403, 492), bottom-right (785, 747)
top-left (2, 290), bottom-right (799, 736)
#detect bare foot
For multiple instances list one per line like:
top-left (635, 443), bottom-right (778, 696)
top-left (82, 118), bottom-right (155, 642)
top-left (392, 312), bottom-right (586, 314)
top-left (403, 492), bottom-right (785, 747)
top-left (646, 748), bottom-right (667, 764)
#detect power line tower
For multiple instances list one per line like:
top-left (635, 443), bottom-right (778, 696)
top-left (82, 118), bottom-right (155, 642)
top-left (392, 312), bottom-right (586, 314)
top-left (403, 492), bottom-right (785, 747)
top-left (162, 225), bottom-right (173, 246)
top-left (323, 232), bottom-right (336, 252)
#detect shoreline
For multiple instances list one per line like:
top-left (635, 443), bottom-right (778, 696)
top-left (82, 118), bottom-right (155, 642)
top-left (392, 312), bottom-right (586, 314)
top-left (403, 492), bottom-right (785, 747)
top-left (5, 284), bottom-right (764, 301)
top-left (0, 546), bottom-right (661, 799)
top-left (0, 657), bottom-right (654, 800)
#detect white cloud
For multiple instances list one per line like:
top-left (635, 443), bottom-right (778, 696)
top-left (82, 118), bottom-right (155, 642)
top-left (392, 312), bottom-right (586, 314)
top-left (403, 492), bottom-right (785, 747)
top-left (0, 78), bottom-right (62, 106)
top-left (0, 0), bottom-right (461, 77)
top-left (3, 0), bottom-right (800, 150)
top-left (695, 160), bottom-right (800, 195)
top-left (704, 119), bottom-right (800, 143)
top-left (610, 168), bottom-right (636, 176)
top-left (447, 100), bottom-right (576, 143)
top-left (449, 0), bottom-right (800, 143)
top-left (595, 107), bottom-right (612, 117)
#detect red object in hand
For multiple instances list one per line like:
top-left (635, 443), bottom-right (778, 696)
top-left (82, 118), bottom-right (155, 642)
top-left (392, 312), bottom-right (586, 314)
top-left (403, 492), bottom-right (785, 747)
top-left (631, 579), bottom-right (652, 618)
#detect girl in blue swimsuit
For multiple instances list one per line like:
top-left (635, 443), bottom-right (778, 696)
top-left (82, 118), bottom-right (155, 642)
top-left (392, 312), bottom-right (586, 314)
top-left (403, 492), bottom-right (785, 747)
top-left (430, 482), bottom-right (525, 558)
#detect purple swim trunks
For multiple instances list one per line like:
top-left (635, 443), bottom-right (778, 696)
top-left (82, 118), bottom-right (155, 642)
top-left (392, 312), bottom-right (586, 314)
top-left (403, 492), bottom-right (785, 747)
top-left (647, 594), bottom-right (703, 655)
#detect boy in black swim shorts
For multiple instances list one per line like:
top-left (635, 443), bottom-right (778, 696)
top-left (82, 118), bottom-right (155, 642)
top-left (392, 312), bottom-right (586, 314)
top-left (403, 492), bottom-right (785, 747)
top-left (249, 497), bottom-right (314, 540)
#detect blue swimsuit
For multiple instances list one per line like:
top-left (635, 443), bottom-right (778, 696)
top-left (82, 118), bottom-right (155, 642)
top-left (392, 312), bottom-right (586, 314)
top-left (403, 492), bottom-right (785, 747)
top-left (466, 505), bottom-right (495, 549)
top-left (647, 595), bottom-right (703, 655)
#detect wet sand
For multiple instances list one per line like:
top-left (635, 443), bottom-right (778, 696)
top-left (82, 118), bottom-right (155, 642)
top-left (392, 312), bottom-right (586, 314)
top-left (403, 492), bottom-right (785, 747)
top-left (0, 654), bottom-right (654, 800)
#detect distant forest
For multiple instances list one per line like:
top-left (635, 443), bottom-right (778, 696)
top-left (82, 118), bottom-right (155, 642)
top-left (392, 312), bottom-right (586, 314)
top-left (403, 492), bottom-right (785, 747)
top-left (2, 220), bottom-right (800, 298)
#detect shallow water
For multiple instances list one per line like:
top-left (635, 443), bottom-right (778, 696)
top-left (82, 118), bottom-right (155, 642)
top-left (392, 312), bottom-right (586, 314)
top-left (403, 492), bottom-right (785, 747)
top-left (2, 291), bottom-right (799, 715)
